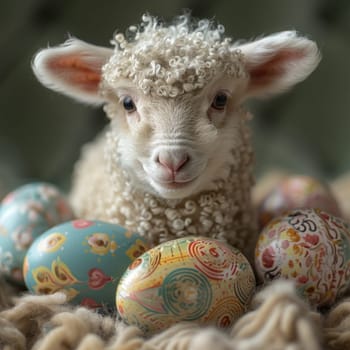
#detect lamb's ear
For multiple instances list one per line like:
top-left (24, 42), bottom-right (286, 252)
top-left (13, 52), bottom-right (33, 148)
top-left (32, 38), bottom-right (113, 105)
top-left (237, 31), bottom-right (321, 98)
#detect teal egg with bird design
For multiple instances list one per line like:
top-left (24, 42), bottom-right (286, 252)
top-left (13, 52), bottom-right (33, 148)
top-left (23, 219), bottom-right (149, 309)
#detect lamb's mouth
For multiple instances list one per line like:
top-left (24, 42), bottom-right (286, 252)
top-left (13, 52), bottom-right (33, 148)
top-left (160, 179), bottom-right (195, 190)
top-left (150, 176), bottom-right (200, 197)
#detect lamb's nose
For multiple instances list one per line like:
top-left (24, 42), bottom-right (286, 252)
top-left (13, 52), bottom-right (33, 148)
top-left (157, 149), bottom-right (190, 173)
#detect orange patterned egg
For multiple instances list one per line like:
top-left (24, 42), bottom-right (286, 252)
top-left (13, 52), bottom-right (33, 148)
top-left (116, 236), bottom-right (256, 334)
top-left (257, 175), bottom-right (341, 229)
top-left (255, 208), bottom-right (350, 307)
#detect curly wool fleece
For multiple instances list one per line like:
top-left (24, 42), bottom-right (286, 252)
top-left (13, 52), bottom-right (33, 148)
top-left (101, 14), bottom-right (247, 98)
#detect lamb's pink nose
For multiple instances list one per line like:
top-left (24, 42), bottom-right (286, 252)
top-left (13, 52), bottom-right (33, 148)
top-left (157, 150), bottom-right (190, 174)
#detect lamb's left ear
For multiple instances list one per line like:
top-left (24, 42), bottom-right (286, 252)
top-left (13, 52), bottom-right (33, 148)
top-left (238, 31), bottom-right (321, 98)
top-left (32, 38), bottom-right (113, 105)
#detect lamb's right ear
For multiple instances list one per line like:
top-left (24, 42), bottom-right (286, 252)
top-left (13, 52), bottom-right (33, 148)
top-left (32, 38), bottom-right (113, 105)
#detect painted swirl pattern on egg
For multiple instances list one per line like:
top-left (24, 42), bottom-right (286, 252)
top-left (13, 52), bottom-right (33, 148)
top-left (188, 239), bottom-right (240, 279)
top-left (116, 236), bottom-right (256, 334)
top-left (161, 268), bottom-right (212, 320)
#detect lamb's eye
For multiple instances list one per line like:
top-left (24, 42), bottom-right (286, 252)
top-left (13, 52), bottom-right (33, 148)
top-left (122, 96), bottom-right (136, 112)
top-left (211, 93), bottom-right (228, 111)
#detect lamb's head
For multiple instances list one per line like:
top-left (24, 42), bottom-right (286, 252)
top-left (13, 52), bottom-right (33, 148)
top-left (33, 15), bottom-right (320, 200)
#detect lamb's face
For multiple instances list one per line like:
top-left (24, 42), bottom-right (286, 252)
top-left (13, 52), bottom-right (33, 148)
top-left (105, 76), bottom-right (248, 199)
top-left (32, 15), bottom-right (320, 201)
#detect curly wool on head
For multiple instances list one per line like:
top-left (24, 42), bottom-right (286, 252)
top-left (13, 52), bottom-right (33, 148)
top-left (102, 14), bottom-right (247, 98)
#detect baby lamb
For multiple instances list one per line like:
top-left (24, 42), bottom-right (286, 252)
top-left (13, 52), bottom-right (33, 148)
top-left (32, 14), bottom-right (320, 259)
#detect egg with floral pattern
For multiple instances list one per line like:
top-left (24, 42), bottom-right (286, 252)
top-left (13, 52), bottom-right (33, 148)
top-left (255, 208), bottom-right (350, 307)
top-left (1, 182), bottom-right (74, 221)
top-left (257, 175), bottom-right (342, 229)
top-left (0, 182), bottom-right (74, 283)
top-left (24, 219), bottom-right (149, 308)
top-left (116, 236), bottom-right (256, 334)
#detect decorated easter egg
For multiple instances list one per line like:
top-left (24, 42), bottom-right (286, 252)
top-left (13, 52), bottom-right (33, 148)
top-left (0, 183), bottom-right (74, 283)
top-left (258, 175), bottom-right (341, 229)
top-left (24, 219), bottom-right (149, 308)
top-left (116, 236), bottom-right (256, 334)
top-left (1, 182), bottom-right (74, 222)
top-left (255, 208), bottom-right (350, 307)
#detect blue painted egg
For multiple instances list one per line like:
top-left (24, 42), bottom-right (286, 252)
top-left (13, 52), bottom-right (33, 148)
top-left (0, 183), bottom-right (74, 283)
top-left (24, 219), bottom-right (149, 309)
top-left (1, 182), bottom-right (74, 223)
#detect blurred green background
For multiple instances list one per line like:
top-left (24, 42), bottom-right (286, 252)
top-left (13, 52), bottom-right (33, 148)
top-left (0, 0), bottom-right (350, 197)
